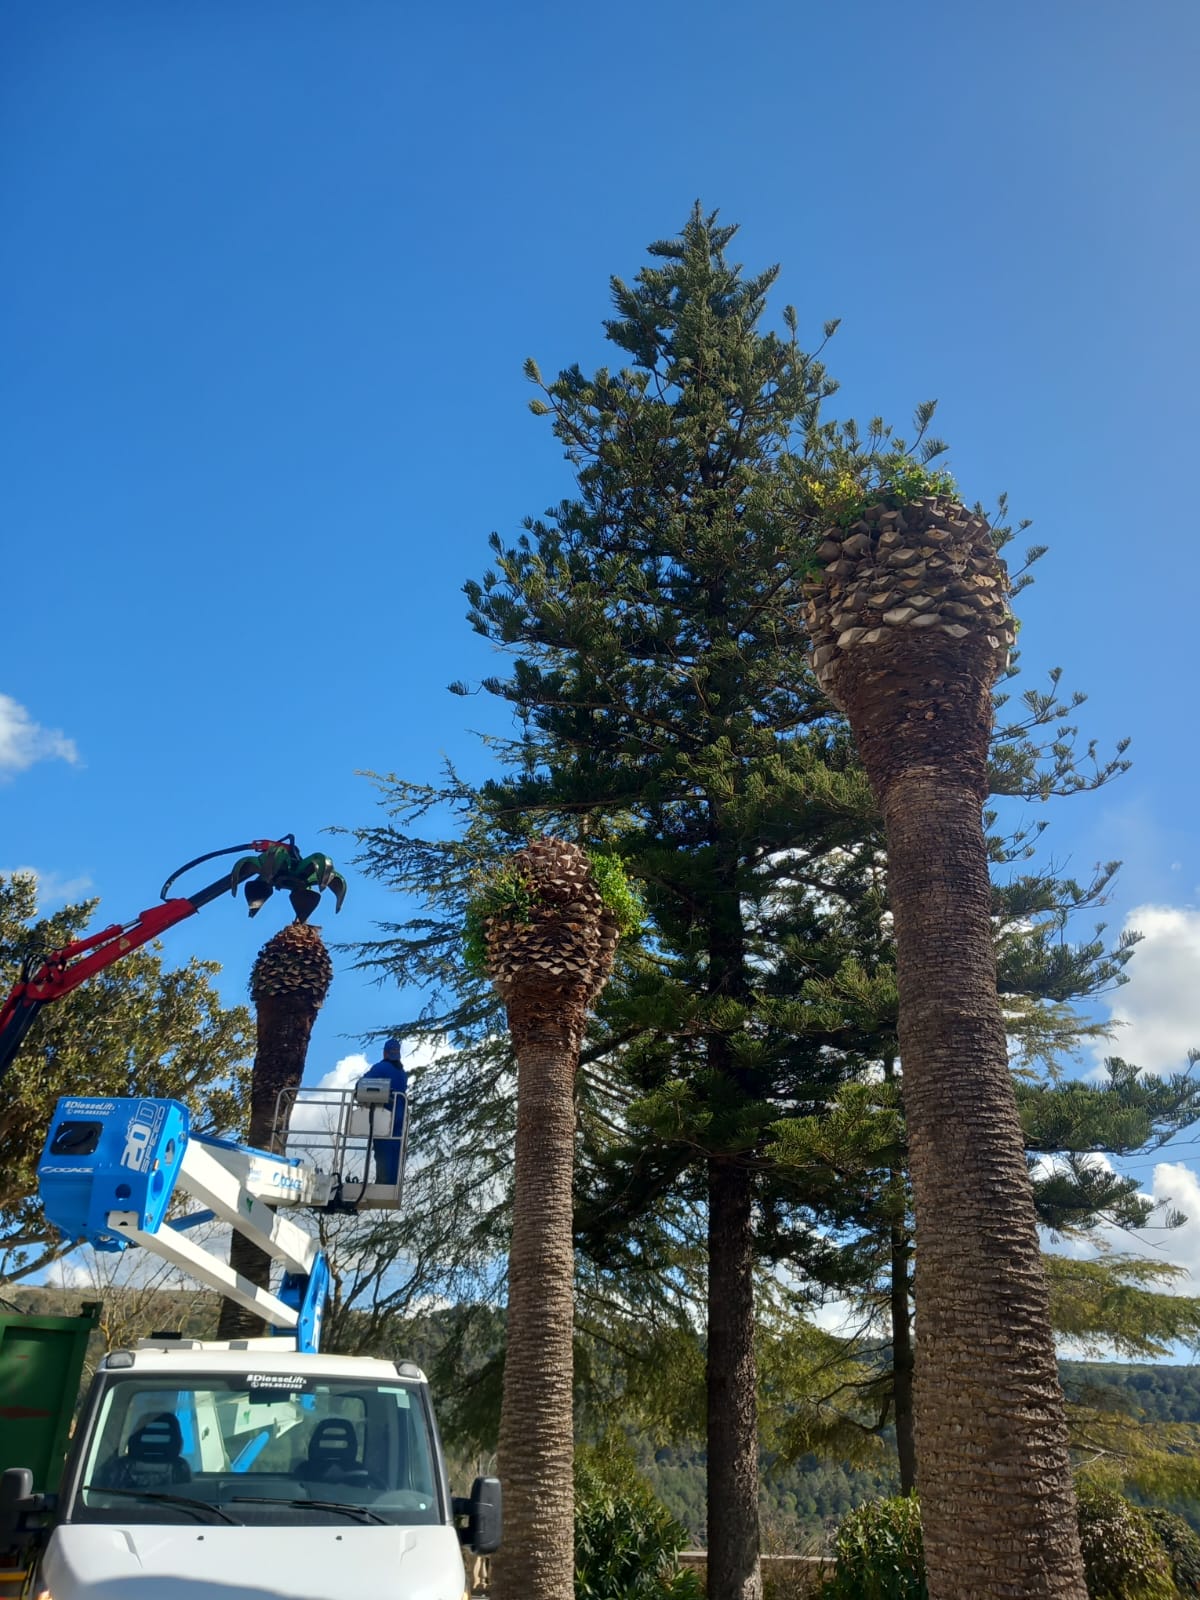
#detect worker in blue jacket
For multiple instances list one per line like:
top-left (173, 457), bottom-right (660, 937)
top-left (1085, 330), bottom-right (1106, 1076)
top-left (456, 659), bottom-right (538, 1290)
top-left (358, 1038), bottom-right (409, 1185)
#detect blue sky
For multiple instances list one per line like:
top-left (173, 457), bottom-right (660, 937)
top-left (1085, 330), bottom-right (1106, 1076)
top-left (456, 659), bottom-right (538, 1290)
top-left (4, 1), bottom-right (1200, 1274)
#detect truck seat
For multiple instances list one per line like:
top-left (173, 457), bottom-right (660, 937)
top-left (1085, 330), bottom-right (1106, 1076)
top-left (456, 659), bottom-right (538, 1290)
top-left (96, 1413), bottom-right (192, 1490)
top-left (294, 1418), bottom-right (360, 1484)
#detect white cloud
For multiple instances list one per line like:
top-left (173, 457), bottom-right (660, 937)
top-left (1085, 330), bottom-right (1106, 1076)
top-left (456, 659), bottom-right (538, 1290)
top-left (1, 866), bottom-right (94, 907)
top-left (0, 694), bottom-right (80, 779)
top-left (317, 1052), bottom-right (372, 1093)
top-left (1100, 904), bottom-right (1200, 1075)
top-left (1046, 1160), bottom-right (1200, 1298)
top-left (1147, 1162), bottom-right (1200, 1286)
top-left (806, 1295), bottom-right (880, 1338)
top-left (403, 1036), bottom-right (438, 1070)
top-left (45, 1255), bottom-right (94, 1289)
top-left (1032, 1152), bottom-right (1115, 1186)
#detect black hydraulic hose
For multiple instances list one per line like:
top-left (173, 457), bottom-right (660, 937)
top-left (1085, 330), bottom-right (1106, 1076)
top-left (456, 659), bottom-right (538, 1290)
top-left (159, 835), bottom-right (295, 901)
top-left (353, 1105), bottom-right (379, 1207)
top-left (329, 1104), bottom-right (377, 1212)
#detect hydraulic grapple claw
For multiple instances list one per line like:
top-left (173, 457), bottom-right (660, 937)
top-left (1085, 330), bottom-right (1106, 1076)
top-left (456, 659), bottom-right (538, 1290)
top-left (229, 854), bottom-right (273, 915)
top-left (217, 843), bottom-right (345, 922)
top-left (293, 853), bottom-right (348, 916)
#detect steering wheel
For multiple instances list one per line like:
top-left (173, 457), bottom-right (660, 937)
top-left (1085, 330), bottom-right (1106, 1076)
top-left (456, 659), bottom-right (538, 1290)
top-left (312, 1466), bottom-right (387, 1493)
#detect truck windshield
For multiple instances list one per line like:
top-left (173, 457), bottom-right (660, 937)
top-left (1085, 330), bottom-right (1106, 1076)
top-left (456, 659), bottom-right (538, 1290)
top-left (72, 1372), bottom-right (441, 1528)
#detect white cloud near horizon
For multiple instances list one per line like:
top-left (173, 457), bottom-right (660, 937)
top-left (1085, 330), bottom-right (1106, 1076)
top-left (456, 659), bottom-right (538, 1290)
top-left (0, 694), bottom-right (80, 779)
top-left (1, 865), bottom-right (95, 907)
top-left (1099, 904), bottom-right (1200, 1076)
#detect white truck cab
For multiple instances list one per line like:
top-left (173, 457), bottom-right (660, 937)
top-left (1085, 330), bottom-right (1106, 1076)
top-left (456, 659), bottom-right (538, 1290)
top-left (1, 1093), bottom-right (499, 1598)
top-left (7, 1339), bottom-right (499, 1600)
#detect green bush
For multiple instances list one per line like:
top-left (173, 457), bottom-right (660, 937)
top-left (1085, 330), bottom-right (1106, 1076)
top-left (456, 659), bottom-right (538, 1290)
top-left (1072, 1482), bottom-right (1175, 1600)
top-left (462, 866), bottom-right (536, 973)
top-left (1144, 1509), bottom-right (1200, 1596)
top-left (818, 1495), bottom-right (926, 1600)
top-left (828, 457), bottom-right (960, 528)
top-left (820, 1487), bottom-right (1188, 1600)
top-left (585, 849), bottom-right (646, 938)
top-left (575, 1447), bottom-right (702, 1600)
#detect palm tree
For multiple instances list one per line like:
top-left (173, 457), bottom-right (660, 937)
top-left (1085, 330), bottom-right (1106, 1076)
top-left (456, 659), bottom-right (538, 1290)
top-left (478, 838), bottom-right (620, 1600)
top-left (216, 920), bottom-right (333, 1341)
top-left (803, 488), bottom-right (1087, 1599)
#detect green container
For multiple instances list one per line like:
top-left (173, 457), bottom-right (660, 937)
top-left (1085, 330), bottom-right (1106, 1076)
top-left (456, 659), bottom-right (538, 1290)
top-left (0, 1302), bottom-right (100, 1492)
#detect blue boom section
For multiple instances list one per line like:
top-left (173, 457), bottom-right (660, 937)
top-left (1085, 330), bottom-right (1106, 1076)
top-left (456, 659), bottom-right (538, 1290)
top-left (37, 1094), bottom-right (331, 1353)
top-left (281, 1255), bottom-right (331, 1354)
top-left (38, 1096), bottom-right (189, 1251)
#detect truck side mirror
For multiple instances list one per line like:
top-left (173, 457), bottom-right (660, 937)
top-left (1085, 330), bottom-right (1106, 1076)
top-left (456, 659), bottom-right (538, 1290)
top-left (0, 1468), bottom-right (34, 1550)
top-left (453, 1475), bottom-right (502, 1555)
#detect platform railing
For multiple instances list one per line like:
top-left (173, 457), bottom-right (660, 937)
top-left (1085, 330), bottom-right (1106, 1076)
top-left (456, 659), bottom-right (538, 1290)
top-left (270, 1085), bottom-right (409, 1212)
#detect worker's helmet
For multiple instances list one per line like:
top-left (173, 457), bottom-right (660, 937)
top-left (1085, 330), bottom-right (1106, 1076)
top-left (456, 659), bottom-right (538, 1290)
top-left (382, 1037), bottom-right (403, 1062)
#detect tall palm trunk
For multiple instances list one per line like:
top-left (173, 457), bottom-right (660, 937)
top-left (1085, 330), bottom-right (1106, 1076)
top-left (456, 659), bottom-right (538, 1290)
top-left (483, 839), bottom-right (618, 1600)
top-left (804, 493), bottom-right (1086, 1599)
top-left (216, 921), bottom-right (332, 1341)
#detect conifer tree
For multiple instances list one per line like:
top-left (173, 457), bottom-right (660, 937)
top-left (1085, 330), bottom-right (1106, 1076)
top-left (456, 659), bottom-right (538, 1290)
top-left (348, 208), bottom-right (1131, 1599)
top-left (767, 1051), bottom-right (1200, 1493)
top-left (457, 207), bottom-right (882, 1600)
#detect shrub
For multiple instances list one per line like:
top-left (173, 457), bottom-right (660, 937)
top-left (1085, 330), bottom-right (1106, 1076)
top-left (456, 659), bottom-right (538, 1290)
top-left (818, 1495), bottom-right (927, 1600)
top-left (1074, 1482), bottom-right (1175, 1600)
top-left (819, 1487), bottom-right (1189, 1600)
top-left (813, 456), bottom-right (961, 530)
top-left (462, 866), bottom-right (535, 973)
top-left (584, 849), bottom-right (645, 938)
top-left (575, 1447), bottom-right (702, 1600)
top-left (1144, 1508), bottom-right (1200, 1596)
top-left (764, 1567), bottom-right (824, 1600)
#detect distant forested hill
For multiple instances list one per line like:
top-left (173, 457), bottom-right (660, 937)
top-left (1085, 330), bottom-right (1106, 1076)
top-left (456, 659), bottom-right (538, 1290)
top-left (1059, 1359), bottom-right (1200, 1424)
top-left (644, 1361), bottom-right (1200, 1547)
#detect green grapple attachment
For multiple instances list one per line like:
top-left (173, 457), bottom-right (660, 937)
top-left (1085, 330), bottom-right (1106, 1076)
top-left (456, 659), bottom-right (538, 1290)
top-left (229, 845), bottom-right (348, 922)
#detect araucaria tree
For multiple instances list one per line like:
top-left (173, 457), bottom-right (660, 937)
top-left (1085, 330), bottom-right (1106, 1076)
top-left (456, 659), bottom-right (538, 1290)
top-left (461, 206), bottom-right (865, 1600)
top-left (217, 920), bottom-right (333, 1341)
top-left (471, 838), bottom-right (622, 1600)
top-left (803, 488), bottom-right (1088, 1597)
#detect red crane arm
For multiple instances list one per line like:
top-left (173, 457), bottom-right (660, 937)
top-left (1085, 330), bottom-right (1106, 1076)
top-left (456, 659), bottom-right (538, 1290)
top-left (0, 835), bottom-right (307, 1083)
top-left (11, 898), bottom-right (199, 1005)
top-left (0, 899), bottom-right (200, 1079)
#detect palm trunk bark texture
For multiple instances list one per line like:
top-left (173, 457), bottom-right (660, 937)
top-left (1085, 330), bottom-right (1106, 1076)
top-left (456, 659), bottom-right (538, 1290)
top-left (484, 839), bottom-right (618, 1600)
top-left (216, 924), bottom-right (331, 1343)
top-left (805, 494), bottom-right (1086, 1599)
